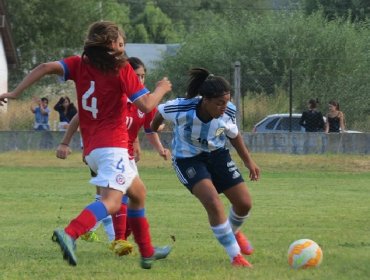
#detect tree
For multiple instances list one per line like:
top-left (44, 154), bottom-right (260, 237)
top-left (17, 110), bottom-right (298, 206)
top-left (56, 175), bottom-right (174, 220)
top-left (149, 11), bottom-right (370, 129)
top-left (5, 0), bottom-right (131, 91)
top-left (6, 0), bottom-right (130, 69)
top-left (304, 0), bottom-right (370, 22)
top-left (130, 3), bottom-right (181, 43)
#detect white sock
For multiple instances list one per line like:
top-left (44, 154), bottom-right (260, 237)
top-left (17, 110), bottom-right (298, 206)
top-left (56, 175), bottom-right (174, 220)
top-left (101, 215), bottom-right (115, 241)
top-left (211, 220), bottom-right (240, 261)
top-left (228, 207), bottom-right (249, 233)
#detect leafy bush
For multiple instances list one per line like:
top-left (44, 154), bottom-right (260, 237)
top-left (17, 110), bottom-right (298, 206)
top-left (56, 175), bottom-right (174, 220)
top-left (149, 11), bottom-right (370, 131)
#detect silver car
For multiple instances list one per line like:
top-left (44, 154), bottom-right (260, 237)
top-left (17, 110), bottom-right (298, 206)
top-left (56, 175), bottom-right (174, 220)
top-left (252, 113), bottom-right (362, 133)
top-left (252, 113), bottom-right (311, 133)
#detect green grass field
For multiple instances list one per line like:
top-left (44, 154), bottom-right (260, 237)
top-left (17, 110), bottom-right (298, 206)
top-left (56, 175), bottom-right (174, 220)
top-left (0, 151), bottom-right (369, 280)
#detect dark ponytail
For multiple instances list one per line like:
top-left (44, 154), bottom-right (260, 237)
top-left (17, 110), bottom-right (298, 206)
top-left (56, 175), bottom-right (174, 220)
top-left (186, 67), bottom-right (231, 99)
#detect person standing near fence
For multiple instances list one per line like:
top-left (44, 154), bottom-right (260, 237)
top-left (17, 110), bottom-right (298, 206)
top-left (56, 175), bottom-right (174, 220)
top-left (0, 20), bottom-right (172, 269)
top-left (151, 67), bottom-right (260, 268)
top-left (299, 98), bottom-right (325, 132)
top-left (325, 100), bottom-right (346, 133)
top-left (30, 96), bottom-right (50, 130)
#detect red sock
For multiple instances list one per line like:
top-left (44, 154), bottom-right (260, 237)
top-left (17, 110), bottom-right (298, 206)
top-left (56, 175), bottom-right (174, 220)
top-left (112, 204), bottom-right (127, 240)
top-left (128, 216), bottom-right (154, 258)
top-left (65, 209), bottom-right (97, 239)
top-left (125, 226), bottom-right (132, 240)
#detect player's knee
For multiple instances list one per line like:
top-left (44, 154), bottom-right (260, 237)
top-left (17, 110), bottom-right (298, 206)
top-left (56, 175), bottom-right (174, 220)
top-left (234, 199), bottom-right (252, 216)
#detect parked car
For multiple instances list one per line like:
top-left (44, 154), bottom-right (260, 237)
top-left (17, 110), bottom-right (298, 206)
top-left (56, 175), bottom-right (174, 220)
top-left (252, 114), bottom-right (306, 133)
top-left (252, 113), bottom-right (362, 133)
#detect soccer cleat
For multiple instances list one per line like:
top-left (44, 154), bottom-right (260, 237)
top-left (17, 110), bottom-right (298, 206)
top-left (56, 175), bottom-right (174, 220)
top-left (140, 246), bottom-right (172, 269)
top-left (80, 231), bottom-right (100, 242)
top-left (232, 254), bottom-right (253, 267)
top-left (52, 229), bottom-right (77, 266)
top-left (235, 231), bottom-right (254, 255)
top-left (109, 239), bottom-right (134, 256)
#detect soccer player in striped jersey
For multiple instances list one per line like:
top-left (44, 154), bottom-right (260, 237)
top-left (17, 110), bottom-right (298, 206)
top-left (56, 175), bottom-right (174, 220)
top-left (151, 67), bottom-right (260, 267)
top-left (0, 21), bottom-right (172, 268)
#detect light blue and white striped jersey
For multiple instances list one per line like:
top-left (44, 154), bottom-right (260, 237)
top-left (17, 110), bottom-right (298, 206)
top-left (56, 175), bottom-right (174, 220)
top-left (158, 97), bottom-right (239, 158)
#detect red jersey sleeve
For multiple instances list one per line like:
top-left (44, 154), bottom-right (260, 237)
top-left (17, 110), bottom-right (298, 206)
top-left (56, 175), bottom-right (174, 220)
top-left (143, 108), bottom-right (157, 133)
top-left (120, 64), bottom-right (150, 102)
top-left (59, 56), bottom-right (81, 81)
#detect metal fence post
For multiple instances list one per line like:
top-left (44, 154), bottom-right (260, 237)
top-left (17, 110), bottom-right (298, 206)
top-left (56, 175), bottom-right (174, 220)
top-left (289, 68), bottom-right (293, 132)
top-left (233, 61), bottom-right (242, 132)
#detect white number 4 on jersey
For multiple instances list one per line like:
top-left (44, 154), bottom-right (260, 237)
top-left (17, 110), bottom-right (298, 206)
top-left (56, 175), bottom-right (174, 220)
top-left (82, 81), bottom-right (98, 119)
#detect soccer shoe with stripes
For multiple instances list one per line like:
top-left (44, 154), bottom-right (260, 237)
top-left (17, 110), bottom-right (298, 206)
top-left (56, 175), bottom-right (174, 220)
top-left (235, 231), bottom-right (254, 255)
top-left (52, 229), bottom-right (77, 266)
top-left (109, 239), bottom-right (134, 256)
top-left (140, 246), bottom-right (172, 269)
top-left (232, 254), bottom-right (253, 268)
top-left (80, 231), bottom-right (100, 242)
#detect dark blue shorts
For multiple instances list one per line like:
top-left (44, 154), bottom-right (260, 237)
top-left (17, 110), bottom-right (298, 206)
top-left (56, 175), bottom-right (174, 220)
top-left (172, 148), bottom-right (244, 193)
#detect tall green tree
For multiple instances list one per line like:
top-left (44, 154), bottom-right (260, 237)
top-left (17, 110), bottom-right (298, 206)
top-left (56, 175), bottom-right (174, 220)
top-left (6, 0), bottom-right (129, 70)
top-left (304, 0), bottom-right (370, 22)
top-left (129, 2), bottom-right (181, 43)
top-left (150, 11), bottom-right (370, 129)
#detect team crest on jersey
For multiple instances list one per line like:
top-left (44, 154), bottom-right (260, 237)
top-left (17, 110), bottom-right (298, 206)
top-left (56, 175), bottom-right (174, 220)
top-left (116, 174), bottom-right (126, 185)
top-left (215, 127), bottom-right (225, 137)
top-left (137, 109), bottom-right (145, 118)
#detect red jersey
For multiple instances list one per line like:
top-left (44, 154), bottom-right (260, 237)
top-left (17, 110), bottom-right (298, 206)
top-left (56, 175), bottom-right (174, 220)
top-left (60, 56), bottom-right (149, 155)
top-left (126, 101), bottom-right (157, 159)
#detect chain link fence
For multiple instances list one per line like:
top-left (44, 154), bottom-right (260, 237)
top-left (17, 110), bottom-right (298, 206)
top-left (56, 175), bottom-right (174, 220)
top-left (1, 59), bottom-right (369, 132)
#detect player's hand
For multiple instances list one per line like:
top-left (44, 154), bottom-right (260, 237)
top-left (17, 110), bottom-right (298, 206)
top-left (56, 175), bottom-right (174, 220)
top-left (156, 77), bottom-right (172, 94)
top-left (0, 92), bottom-right (15, 106)
top-left (245, 160), bottom-right (260, 181)
top-left (56, 144), bottom-right (72, 159)
top-left (134, 151), bottom-right (141, 162)
top-left (159, 148), bottom-right (171, 160)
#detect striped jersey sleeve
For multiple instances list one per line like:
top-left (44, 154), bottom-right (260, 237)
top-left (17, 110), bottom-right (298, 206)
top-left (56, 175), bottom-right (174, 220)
top-left (158, 98), bottom-right (239, 158)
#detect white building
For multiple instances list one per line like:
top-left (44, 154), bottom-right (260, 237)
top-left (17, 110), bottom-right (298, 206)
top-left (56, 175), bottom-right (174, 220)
top-left (0, 0), bottom-right (18, 112)
top-left (125, 43), bottom-right (180, 71)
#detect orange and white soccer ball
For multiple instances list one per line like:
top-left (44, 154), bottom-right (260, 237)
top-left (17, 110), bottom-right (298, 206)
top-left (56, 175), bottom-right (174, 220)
top-left (287, 239), bottom-right (323, 269)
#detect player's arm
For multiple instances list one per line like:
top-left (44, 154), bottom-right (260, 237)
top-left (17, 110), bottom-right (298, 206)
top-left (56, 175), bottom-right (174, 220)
top-left (56, 114), bottom-right (80, 159)
top-left (145, 133), bottom-right (170, 160)
top-left (229, 133), bottom-right (260, 181)
top-left (133, 78), bottom-right (171, 113)
top-left (0, 62), bottom-right (63, 106)
top-left (151, 111), bottom-right (165, 132)
top-left (133, 136), bottom-right (141, 162)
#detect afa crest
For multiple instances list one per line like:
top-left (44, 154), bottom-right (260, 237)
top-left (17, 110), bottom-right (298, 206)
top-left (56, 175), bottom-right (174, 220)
top-left (215, 127), bottom-right (225, 136)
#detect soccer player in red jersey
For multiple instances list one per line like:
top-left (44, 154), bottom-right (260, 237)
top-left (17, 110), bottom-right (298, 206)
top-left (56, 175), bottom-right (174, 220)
top-left (56, 57), bottom-right (170, 257)
top-left (110, 57), bottom-right (171, 254)
top-left (0, 21), bottom-right (172, 268)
